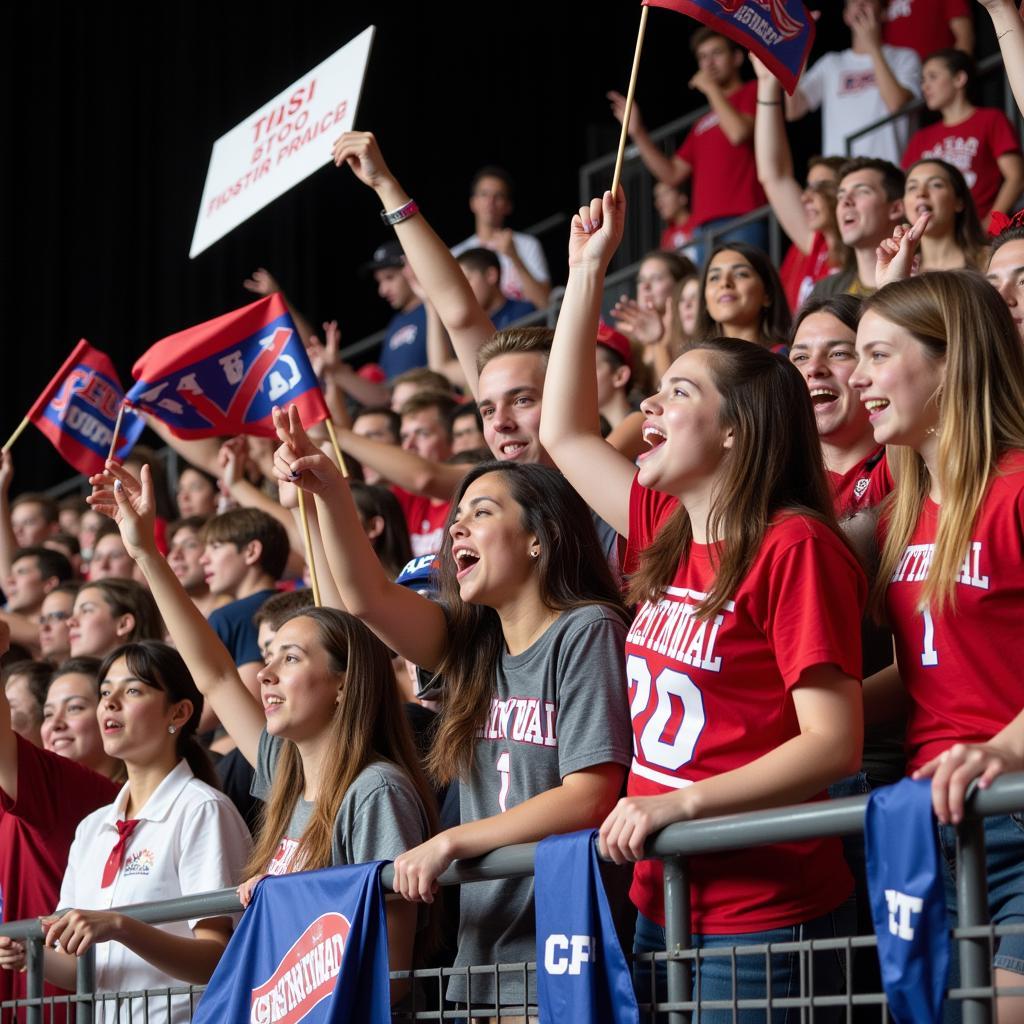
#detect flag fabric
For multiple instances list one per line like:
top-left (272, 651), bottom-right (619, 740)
top-left (865, 778), bottom-right (949, 1024)
top-left (27, 340), bottom-right (145, 476)
top-left (192, 861), bottom-right (391, 1024)
top-left (643, 0), bottom-right (815, 95)
top-left (126, 294), bottom-right (329, 439)
top-left (535, 830), bottom-right (639, 1024)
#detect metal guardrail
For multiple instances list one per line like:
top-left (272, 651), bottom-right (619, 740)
top-left (5, 773), bottom-right (1024, 1023)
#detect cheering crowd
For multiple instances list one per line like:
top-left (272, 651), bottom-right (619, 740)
top-left (3, 0), bottom-right (1024, 1020)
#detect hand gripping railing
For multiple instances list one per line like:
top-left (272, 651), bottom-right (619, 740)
top-left (4, 772), bottom-right (1024, 1024)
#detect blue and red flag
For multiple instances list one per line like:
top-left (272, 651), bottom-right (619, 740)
top-left (27, 340), bottom-right (145, 476)
top-left (644, 0), bottom-right (815, 95)
top-left (126, 294), bottom-right (329, 439)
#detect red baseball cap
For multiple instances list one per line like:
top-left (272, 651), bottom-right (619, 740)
top-left (596, 322), bottom-right (634, 370)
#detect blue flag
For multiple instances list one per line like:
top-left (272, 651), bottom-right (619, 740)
top-left (865, 778), bottom-right (949, 1024)
top-left (535, 830), bottom-right (639, 1024)
top-left (192, 862), bottom-right (391, 1024)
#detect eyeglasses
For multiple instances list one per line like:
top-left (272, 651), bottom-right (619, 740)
top-left (39, 610), bottom-right (71, 626)
top-left (803, 180), bottom-right (838, 197)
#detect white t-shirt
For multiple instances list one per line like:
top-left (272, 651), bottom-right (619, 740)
top-left (451, 231), bottom-right (550, 301)
top-left (798, 46), bottom-right (921, 164)
top-left (57, 759), bottom-right (252, 1024)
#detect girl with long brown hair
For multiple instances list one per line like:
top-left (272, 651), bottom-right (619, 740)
top-left (83, 460), bottom-right (435, 988)
top-left (270, 406), bottom-right (633, 1015)
top-left (540, 190), bottom-right (866, 1020)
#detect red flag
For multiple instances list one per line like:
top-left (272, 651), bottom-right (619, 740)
top-left (644, 0), bottom-right (815, 95)
top-left (127, 294), bottom-right (329, 439)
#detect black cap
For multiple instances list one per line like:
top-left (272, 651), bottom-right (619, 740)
top-left (361, 240), bottom-right (405, 275)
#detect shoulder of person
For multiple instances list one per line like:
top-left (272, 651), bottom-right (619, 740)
top-left (764, 512), bottom-right (857, 565)
top-left (340, 760), bottom-right (422, 813)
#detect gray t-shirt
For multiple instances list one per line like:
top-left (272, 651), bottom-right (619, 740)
top-left (251, 730), bottom-right (430, 873)
top-left (447, 604), bottom-right (633, 1008)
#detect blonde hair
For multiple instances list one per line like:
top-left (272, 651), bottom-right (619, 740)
top-left (476, 326), bottom-right (553, 374)
top-left (866, 272), bottom-right (1024, 615)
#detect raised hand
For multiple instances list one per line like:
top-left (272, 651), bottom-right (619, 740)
top-left (875, 211), bottom-right (929, 288)
top-left (607, 91), bottom-right (645, 137)
top-left (217, 437), bottom-right (248, 490)
top-left (271, 405), bottom-right (343, 497)
top-left (849, 2), bottom-right (882, 51)
top-left (568, 190), bottom-right (627, 273)
top-left (612, 296), bottom-right (665, 347)
top-left (242, 268), bottom-right (281, 297)
top-left (331, 131), bottom-right (396, 191)
top-left (0, 450), bottom-right (13, 494)
top-left (749, 53), bottom-right (774, 82)
top-left (86, 461), bottom-right (158, 560)
top-left (306, 321), bottom-right (341, 379)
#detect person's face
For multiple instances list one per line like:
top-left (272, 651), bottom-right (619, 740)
top-left (654, 183), bottom-right (687, 223)
top-left (39, 590), bottom-right (75, 661)
top-left (167, 526), bottom-right (207, 593)
top-left (353, 412), bottom-right (399, 446)
top-left (789, 312), bottom-right (871, 444)
top-left (637, 349), bottom-right (732, 495)
top-left (175, 469), bottom-right (217, 519)
top-left (5, 675), bottom-right (41, 744)
top-left (836, 169), bottom-right (903, 248)
top-left (69, 586), bottom-right (133, 658)
top-left (679, 278), bottom-right (700, 338)
top-left (986, 240), bottom-right (1024, 343)
top-left (637, 257), bottom-right (678, 314)
top-left (78, 510), bottom-right (104, 560)
top-left (469, 175), bottom-right (512, 230)
top-left (375, 267), bottom-right (414, 310)
top-left (58, 507), bottom-right (83, 537)
top-left (460, 264), bottom-right (501, 310)
top-left (704, 250), bottom-right (768, 330)
top-left (97, 656), bottom-right (186, 765)
top-left (5, 555), bottom-right (47, 613)
top-left (477, 353), bottom-right (549, 466)
top-left (450, 412), bottom-right (486, 455)
top-left (42, 673), bottom-right (106, 768)
top-left (802, 164), bottom-right (839, 234)
top-left (449, 472), bottom-right (539, 609)
top-left (257, 616), bottom-right (341, 742)
top-left (11, 502), bottom-right (51, 549)
top-left (595, 350), bottom-right (630, 408)
top-left (400, 408), bottom-right (452, 462)
top-left (905, 162), bottom-right (961, 238)
top-left (89, 533), bottom-right (134, 582)
top-left (851, 309), bottom-right (946, 448)
top-left (695, 36), bottom-right (739, 86)
top-left (199, 539), bottom-right (251, 597)
top-left (921, 58), bottom-right (961, 111)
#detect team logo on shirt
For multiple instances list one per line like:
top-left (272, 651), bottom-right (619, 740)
top-left (388, 324), bottom-right (418, 350)
top-left (840, 71), bottom-right (877, 95)
top-left (853, 477), bottom-right (871, 500)
top-left (889, 540), bottom-right (990, 590)
top-left (250, 912), bottom-right (351, 1024)
top-left (122, 849), bottom-right (155, 877)
top-left (478, 697), bottom-right (557, 747)
top-left (267, 838), bottom-right (301, 876)
top-left (711, 0), bottom-right (804, 41)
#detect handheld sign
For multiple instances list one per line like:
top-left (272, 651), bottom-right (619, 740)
top-left (190, 26), bottom-right (375, 258)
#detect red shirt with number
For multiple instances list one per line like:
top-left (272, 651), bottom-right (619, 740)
top-left (883, 452), bottom-right (1024, 773)
top-left (676, 81), bottom-right (766, 229)
top-left (828, 448), bottom-right (891, 519)
top-left (392, 488), bottom-right (450, 560)
top-left (882, 0), bottom-right (970, 60)
top-left (623, 478), bottom-right (864, 933)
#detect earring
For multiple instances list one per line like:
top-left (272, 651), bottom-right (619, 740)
top-left (531, 550), bottom-right (540, 559)
top-left (168, 725), bottom-right (177, 735)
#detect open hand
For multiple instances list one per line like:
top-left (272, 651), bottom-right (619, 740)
top-left (612, 296), bottom-right (664, 346)
top-left (86, 461), bottom-right (158, 561)
top-left (242, 268), bottom-right (281, 297)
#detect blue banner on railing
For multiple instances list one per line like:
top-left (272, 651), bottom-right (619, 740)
top-left (535, 830), bottom-right (639, 1024)
top-left (192, 862), bottom-right (390, 1024)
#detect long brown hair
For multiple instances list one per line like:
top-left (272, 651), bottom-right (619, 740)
top-left (627, 339), bottom-right (839, 618)
top-left (905, 158), bottom-right (989, 270)
top-left (427, 462), bottom-right (628, 783)
top-left (866, 272), bottom-right (1024, 615)
top-left (245, 608), bottom-right (437, 877)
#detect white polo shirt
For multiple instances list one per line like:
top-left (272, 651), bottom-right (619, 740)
top-left (57, 759), bottom-right (251, 1024)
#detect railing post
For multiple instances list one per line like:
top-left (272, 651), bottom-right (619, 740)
top-left (957, 817), bottom-right (992, 1024)
top-left (76, 947), bottom-right (96, 1024)
top-left (24, 936), bottom-right (43, 1024)
top-left (663, 855), bottom-right (691, 1024)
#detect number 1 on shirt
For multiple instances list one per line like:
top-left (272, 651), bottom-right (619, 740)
top-left (921, 606), bottom-right (939, 666)
top-left (496, 750), bottom-right (511, 812)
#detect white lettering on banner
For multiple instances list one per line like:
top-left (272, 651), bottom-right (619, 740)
top-left (890, 541), bottom-right (990, 590)
top-left (733, 7), bottom-right (782, 46)
top-left (544, 934), bottom-right (595, 975)
top-left (191, 26), bottom-right (376, 259)
top-left (266, 354), bottom-right (301, 402)
top-left (64, 406), bottom-right (114, 447)
top-left (478, 697), bottom-right (557, 747)
top-left (219, 350), bottom-right (245, 385)
top-left (136, 382), bottom-right (185, 415)
top-left (885, 888), bottom-right (923, 940)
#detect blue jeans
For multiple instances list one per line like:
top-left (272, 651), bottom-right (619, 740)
top-left (688, 217), bottom-right (769, 268)
top-left (633, 903), bottom-right (853, 1023)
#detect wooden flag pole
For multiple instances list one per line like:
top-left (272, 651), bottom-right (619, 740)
top-left (612, 4), bottom-right (650, 197)
top-left (107, 404), bottom-right (126, 462)
top-left (296, 488), bottom-right (322, 607)
top-left (324, 419), bottom-right (349, 478)
top-left (1, 416), bottom-right (30, 454)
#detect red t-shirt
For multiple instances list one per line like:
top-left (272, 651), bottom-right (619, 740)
top-left (660, 221), bottom-right (692, 253)
top-left (676, 81), bottom-right (767, 229)
top-left (828, 448), bottom-right (891, 519)
top-left (392, 487), bottom-right (450, 559)
top-left (883, 452), bottom-right (1024, 773)
top-left (0, 737), bottom-right (119, 1011)
top-left (624, 479), bottom-right (864, 933)
top-left (903, 108), bottom-right (1021, 219)
top-left (882, 0), bottom-right (970, 60)
top-left (779, 232), bottom-right (840, 313)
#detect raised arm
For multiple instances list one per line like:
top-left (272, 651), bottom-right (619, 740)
top-left (539, 192), bottom-right (639, 537)
top-left (272, 406), bottom-right (448, 670)
top-left (88, 462), bottom-right (266, 766)
top-left (607, 92), bottom-right (692, 188)
top-left (332, 132), bottom-right (495, 398)
top-left (0, 620), bottom-right (19, 801)
top-left (851, 6), bottom-right (914, 112)
top-left (0, 452), bottom-right (17, 581)
top-left (242, 268), bottom-right (318, 349)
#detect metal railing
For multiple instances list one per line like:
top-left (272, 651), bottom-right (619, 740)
top-left (4, 773), bottom-right (1024, 1022)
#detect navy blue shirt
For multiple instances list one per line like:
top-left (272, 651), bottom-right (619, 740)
top-left (379, 304), bottom-right (427, 380)
top-left (208, 588), bottom-right (277, 667)
top-left (491, 298), bottom-right (536, 329)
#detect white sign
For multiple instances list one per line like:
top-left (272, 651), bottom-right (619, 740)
top-left (189, 26), bottom-right (375, 258)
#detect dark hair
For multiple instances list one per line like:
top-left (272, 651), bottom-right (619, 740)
top-left (691, 27), bottom-right (738, 55)
top-left (201, 508), bottom-right (290, 582)
top-left (448, 402), bottom-right (483, 434)
top-left (80, 579), bottom-right (165, 642)
top-left (990, 224), bottom-right (1024, 259)
top-left (2, 659), bottom-right (52, 710)
top-left (470, 165), bottom-right (514, 199)
top-left (48, 581), bottom-right (82, 601)
top-left (167, 514), bottom-right (209, 541)
top-left (11, 493), bottom-right (58, 523)
top-left (456, 247), bottom-right (501, 276)
top-left (352, 406), bottom-right (401, 444)
top-left (399, 389), bottom-right (459, 429)
top-left (640, 249), bottom-right (696, 283)
top-left (429, 462), bottom-right (628, 782)
top-left (251, 588), bottom-right (316, 631)
top-left (628, 340), bottom-right (841, 616)
top-left (125, 447), bottom-right (175, 522)
top-left (389, 367), bottom-right (453, 395)
top-left (12, 546), bottom-right (73, 584)
top-left (58, 496), bottom-right (90, 517)
top-left (97, 641), bottom-right (219, 787)
top-left (838, 157), bottom-right (906, 202)
top-left (905, 158), bottom-right (988, 268)
top-left (807, 155), bottom-right (846, 179)
top-left (47, 533), bottom-right (80, 558)
top-left (51, 656), bottom-right (103, 685)
top-left (790, 293), bottom-right (863, 343)
top-left (349, 482), bottom-right (413, 579)
top-left (924, 48), bottom-right (975, 92)
top-left (697, 242), bottom-right (792, 347)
